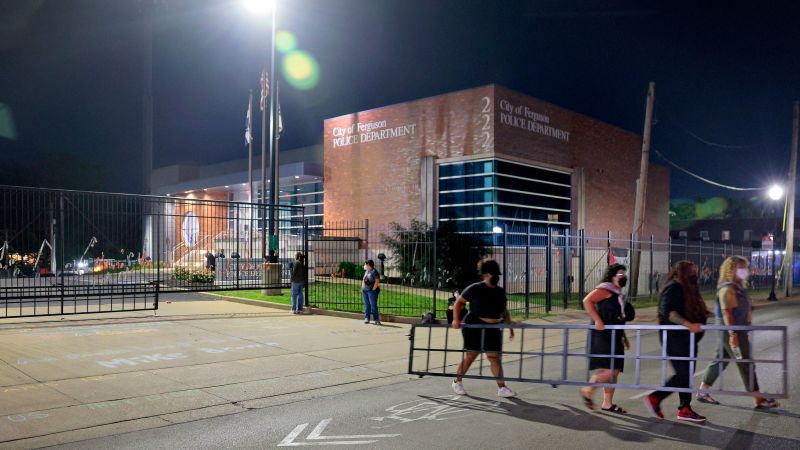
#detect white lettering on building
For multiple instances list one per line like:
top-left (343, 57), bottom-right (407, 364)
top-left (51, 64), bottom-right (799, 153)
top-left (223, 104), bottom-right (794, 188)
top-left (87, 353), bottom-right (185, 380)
top-left (498, 99), bottom-right (570, 142)
top-left (331, 120), bottom-right (416, 148)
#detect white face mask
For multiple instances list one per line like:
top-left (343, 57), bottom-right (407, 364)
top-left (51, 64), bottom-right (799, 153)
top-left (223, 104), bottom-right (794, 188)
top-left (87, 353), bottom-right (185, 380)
top-left (735, 268), bottom-right (750, 281)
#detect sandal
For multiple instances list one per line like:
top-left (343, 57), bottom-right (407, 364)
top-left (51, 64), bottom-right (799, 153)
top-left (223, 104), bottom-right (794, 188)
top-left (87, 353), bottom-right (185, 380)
top-left (754, 398), bottom-right (780, 409)
top-left (696, 393), bottom-right (720, 405)
top-left (580, 391), bottom-right (595, 410)
top-left (601, 404), bottom-right (627, 414)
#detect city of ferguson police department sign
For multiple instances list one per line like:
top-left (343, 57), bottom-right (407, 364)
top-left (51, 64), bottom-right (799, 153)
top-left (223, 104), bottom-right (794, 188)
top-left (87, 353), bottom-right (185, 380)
top-left (331, 120), bottom-right (417, 148)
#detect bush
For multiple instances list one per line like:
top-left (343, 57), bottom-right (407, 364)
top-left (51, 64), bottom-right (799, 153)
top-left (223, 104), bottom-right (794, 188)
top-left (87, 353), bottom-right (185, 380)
top-left (172, 266), bottom-right (214, 283)
top-left (381, 220), bottom-right (487, 290)
top-left (337, 261), bottom-right (365, 280)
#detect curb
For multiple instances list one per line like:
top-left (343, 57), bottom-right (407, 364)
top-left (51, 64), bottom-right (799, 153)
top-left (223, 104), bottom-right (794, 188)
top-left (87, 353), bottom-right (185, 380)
top-left (213, 293), bottom-right (421, 325)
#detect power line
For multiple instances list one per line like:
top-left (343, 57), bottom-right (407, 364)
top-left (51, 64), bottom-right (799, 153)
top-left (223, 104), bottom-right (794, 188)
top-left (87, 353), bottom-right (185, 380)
top-left (653, 149), bottom-right (765, 191)
top-left (656, 106), bottom-right (766, 150)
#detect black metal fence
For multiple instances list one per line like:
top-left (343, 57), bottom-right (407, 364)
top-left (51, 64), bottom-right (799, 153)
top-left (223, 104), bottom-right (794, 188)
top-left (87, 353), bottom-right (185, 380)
top-left (0, 185), bottom-right (303, 318)
top-left (307, 221), bottom-right (757, 319)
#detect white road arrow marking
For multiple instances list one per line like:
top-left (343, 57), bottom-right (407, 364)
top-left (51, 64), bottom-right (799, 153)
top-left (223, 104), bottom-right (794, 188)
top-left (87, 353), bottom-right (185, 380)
top-left (278, 418), bottom-right (400, 447)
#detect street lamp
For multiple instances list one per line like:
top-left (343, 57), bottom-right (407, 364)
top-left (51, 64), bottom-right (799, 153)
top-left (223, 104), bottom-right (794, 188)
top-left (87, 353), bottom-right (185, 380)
top-left (767, 185), bottom-right (784, 301)
top-left (243, 0), bottom-right (272, 16)
top-left (243, 0), bottom-right (280, 264)
top-left (768, 184), bottom-right (784, 201)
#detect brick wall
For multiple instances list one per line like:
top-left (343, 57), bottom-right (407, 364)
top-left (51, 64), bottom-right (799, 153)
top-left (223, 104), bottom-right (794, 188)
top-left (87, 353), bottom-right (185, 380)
top-left (323, 84), bottom-right (669, 239)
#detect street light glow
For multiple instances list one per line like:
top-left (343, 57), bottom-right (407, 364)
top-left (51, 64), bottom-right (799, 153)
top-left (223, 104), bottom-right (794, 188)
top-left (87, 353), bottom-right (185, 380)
top-left (768, 184), bottom-right (784, 201)
top-left (283, 50), bottom-right (320, 90)
top-left (242, 0), bottom-right (274, 16)
top-left (492, 226), bottom-right (503, 233)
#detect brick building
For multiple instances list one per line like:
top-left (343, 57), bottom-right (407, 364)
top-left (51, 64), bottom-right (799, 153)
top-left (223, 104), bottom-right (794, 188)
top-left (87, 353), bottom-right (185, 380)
top-left (324, 84), bottom-right (669, 240)
top-left (152, 84), bottom-right (670, 264)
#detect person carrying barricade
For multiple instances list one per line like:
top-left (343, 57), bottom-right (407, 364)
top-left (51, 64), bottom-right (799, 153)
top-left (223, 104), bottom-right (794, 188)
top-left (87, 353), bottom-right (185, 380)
top-left (644, 261), bottom-right (711, 422)
top-left (696, 256), bottom-right (780, 409)
top-left (451, 258), bottom-right (516, 398)
top-left (580, 263), bottom-right (635, 414)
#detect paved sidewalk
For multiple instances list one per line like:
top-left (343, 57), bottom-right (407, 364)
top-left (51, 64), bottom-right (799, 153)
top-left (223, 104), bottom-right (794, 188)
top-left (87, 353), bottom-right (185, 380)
top-left (0, 292), bottom-right (797, 448)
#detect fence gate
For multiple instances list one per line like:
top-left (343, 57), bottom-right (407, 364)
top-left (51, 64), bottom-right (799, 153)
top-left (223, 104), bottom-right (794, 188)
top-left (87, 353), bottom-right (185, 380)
top-left (0, 185), bottom-right (304, 318)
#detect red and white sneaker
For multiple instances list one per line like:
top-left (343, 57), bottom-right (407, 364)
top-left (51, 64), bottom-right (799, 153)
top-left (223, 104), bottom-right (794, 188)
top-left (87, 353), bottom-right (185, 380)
top-left (643, 394), bottom-right (664, 419)
top-left (677, 406), bottom-right (706, 423)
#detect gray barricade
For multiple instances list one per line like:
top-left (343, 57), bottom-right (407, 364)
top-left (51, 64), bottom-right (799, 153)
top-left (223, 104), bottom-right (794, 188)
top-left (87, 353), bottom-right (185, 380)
top-left (408, 323), bottom-right (788, 399)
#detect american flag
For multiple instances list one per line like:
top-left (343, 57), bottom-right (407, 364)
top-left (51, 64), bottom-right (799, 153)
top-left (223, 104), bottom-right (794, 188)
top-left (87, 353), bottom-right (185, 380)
top-left (259, 70), bottom-right (269, 111)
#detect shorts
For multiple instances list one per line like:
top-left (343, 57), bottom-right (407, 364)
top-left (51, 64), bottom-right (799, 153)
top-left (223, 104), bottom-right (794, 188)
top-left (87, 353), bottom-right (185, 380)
top-left (462, 319), bottom-right (503, 353)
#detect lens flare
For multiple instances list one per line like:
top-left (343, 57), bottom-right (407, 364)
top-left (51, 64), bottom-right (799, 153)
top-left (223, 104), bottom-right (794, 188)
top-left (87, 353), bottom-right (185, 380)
top-left (275, 31), bottom-right (297, 53)
top-left (282, 50), bottom-right (320, 90)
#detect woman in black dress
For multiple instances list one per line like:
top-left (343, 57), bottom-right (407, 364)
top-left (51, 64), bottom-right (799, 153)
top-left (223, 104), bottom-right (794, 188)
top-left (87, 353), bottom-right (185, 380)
top-left (580, 263), bottom-right (634, 413)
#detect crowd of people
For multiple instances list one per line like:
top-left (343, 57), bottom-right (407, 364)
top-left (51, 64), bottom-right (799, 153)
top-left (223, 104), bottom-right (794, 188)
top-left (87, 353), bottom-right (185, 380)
top-left (445, 256), bottom-right (780, 424)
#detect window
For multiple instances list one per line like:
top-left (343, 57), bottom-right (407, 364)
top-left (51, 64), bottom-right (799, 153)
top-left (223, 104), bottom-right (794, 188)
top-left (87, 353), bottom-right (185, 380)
top-left (721, 230), bottom-right (730, 241)
top-left (744, 230), bottom-right (752, 242)
top-left (438, 158), bottom-right (571, 243)
top-left (678, 231), bottom-right (688, 238)
top-left (699, 230), bottom-right (709, 241)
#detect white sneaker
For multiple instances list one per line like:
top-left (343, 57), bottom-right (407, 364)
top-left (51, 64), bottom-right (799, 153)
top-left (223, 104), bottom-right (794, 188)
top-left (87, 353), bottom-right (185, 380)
top-left (497, 386), bottom-right (516, 398)
top-left (374, 321), bottom-right (382, 326)
top-left (451, 381), bottom-right (466, 395)
top-left (364, 319), bottom-right (370, 324)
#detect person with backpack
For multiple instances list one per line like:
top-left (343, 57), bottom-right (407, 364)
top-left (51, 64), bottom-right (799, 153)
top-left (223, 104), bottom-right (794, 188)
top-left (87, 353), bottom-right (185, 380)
top-left (362, 259), bottom-right (381, 325)
top-left (580, 263), bottom-right (635, 414)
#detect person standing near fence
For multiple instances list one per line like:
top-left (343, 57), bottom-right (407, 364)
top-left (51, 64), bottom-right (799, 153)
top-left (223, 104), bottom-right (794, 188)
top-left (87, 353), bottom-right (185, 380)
top-left (451, 258), bottom-right (516, 398)
top-left (696, 256), bottom-right (780, 409)
top-left (580, 263), bottom-right (633, 414)
top-left (290, 252), bottom-right (307, 315)
top-left (362, 259), bottom-right (381, 325)
top-left (446, 289), bottom-right (466, 324)
top-left (644, 261), bottom-right (711, 422)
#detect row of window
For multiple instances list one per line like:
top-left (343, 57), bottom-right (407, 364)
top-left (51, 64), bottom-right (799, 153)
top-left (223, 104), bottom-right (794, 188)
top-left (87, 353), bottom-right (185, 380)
top-left (677, 230), bottom-right (755, 242)
top-left (438, 158), bottom-right (572, 235)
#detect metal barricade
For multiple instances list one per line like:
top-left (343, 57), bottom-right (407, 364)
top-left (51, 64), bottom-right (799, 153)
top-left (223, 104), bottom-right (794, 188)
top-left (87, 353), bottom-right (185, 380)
top-left (408, 323), bottom-right (788, 399)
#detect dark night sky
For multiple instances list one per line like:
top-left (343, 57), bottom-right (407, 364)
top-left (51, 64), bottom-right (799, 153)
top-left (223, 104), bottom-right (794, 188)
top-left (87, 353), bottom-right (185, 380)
top-left (0, 0), bottom-right (798, 202)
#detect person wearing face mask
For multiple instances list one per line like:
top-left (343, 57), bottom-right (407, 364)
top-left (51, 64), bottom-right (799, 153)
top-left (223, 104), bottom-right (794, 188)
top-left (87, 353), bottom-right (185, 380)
top-left (644, 261), bottom-right (711, 422)
top-left (451, 258), bottom-right (516, 398)
top-left (580, 263), bottom-right (633, 414)
top-left (696, 256), bottom-right (780, 409)
top-left (362, 259), bottom-right (382, 325)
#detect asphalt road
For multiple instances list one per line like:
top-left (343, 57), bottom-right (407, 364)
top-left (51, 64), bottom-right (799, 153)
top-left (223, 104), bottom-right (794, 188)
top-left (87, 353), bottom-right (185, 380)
top-left (50, 301), bottom-right (800, 450)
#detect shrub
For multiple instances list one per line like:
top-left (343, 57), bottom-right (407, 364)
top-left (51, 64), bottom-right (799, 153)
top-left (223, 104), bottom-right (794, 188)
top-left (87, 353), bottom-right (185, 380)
top-left (337, 261), bottom-right (365, 280)
top-left (172, 266), bottom-right (214, 283)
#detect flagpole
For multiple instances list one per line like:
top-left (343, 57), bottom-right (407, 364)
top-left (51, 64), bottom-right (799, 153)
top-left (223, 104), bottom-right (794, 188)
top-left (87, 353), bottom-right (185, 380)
top-left (260, 63), bottom-right (268, 262)
top-left (247, 89), bottom-right (254, 260)
top-left (267, 2), bottom-right (279, 264)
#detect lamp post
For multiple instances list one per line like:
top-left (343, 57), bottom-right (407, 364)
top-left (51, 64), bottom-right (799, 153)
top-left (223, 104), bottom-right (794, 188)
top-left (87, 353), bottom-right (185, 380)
top-left (767, 184), bottom-right (784, 301)
top-left (243, 0), bottom-right (280, 264)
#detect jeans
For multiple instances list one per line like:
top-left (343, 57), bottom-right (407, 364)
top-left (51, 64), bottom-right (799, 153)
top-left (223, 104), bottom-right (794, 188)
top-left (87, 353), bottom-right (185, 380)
top-left (652, 331), bottom-right (700, 409)
top-left (702, 330), bottom-right (759, 392)
top-left (362, 289), bottom-right (380, 321)
top-left (291, 282), bottom-right (304, 312)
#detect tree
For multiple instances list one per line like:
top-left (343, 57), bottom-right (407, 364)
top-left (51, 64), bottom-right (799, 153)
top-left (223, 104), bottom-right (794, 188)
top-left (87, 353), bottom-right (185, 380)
top-left (381, 220), bottom-right (487, 289)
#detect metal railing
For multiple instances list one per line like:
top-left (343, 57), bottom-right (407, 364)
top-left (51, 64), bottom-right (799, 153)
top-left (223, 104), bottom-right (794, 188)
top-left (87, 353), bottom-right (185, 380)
top-left (307, 221), bottom-right (760, 319)
top-left (0, 185), bottom-right (306, 318)
top-left (408, 323), bottom-right (788, 399)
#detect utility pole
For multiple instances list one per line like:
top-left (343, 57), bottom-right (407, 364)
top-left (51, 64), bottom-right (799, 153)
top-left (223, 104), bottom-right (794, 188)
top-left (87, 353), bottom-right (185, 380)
top-left (785, 100), bottom-right (798, 297)
top-left (630, 82), bottom-right (655, 299)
